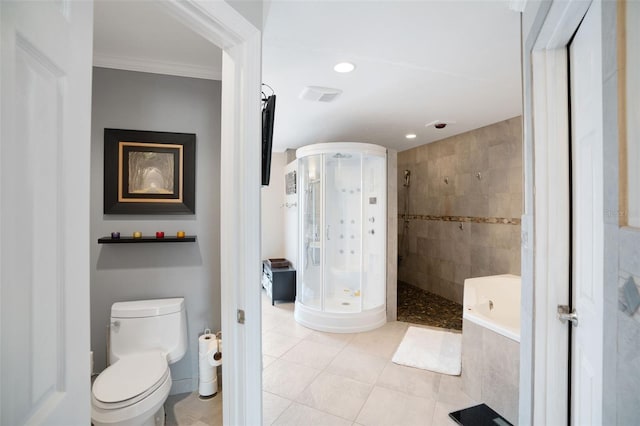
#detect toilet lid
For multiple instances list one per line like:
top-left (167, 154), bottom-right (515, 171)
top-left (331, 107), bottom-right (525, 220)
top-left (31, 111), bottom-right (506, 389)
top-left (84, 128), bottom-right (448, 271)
top-left (93, 352), bottom-right (168, 404)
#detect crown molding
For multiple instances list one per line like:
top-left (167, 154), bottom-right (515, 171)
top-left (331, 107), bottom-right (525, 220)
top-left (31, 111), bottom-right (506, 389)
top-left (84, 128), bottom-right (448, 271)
top-left (93, 53), bottom-right (222, 80)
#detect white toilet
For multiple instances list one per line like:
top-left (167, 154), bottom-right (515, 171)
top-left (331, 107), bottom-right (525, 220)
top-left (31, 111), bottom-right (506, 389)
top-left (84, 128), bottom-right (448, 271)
top-left (91, 298), bottom-right (187, 426)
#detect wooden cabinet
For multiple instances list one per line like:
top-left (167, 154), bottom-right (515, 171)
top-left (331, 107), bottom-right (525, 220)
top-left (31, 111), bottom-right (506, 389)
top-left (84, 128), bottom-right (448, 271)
top-left (262, 261), bottom-right (296, 305)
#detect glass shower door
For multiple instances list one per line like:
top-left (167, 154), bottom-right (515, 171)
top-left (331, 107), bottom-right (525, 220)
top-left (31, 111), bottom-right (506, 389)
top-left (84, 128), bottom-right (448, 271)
top-left (298, 155), bottom-right (322, 310)
top-left (324, 152), bottom-right (362, 313)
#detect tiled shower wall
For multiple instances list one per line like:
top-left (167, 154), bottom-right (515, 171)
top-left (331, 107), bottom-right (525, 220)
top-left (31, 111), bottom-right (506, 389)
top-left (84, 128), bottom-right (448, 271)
top-left (397, 116), bottom-right (522, 304)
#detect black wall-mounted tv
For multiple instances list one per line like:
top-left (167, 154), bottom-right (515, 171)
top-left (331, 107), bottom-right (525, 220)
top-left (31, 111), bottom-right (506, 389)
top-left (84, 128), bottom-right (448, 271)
top-left (261, 94), bottom-right (276, 186)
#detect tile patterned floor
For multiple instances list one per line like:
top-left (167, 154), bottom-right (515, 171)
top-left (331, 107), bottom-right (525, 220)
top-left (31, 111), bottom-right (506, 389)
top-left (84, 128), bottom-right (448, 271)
top-left (261, 291), bottom-right (477, 426)
top-left (165, 289), bottom-right (476, 425)
top-left (397, 281), bottom-right (463, 331)
top-left (165, 391), bottom-right (222, 426)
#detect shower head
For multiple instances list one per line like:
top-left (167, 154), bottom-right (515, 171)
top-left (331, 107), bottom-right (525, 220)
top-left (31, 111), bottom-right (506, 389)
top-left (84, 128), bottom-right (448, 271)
top-left (403, 170), bottom-right (411, 187)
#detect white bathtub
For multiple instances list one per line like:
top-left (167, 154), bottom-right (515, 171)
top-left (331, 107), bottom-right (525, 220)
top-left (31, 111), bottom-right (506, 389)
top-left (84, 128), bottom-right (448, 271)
top-left (463, 274), bottom-right (521, 342)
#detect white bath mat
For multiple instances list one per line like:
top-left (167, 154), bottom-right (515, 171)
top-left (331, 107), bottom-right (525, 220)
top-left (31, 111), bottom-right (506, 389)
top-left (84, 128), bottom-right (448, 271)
top-left (392, 326), bottom-right (462, 375)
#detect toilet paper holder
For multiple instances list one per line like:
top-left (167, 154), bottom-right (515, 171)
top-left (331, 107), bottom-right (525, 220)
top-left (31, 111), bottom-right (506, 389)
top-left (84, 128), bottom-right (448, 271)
top-left (199, 328), bottom-right (222, 398)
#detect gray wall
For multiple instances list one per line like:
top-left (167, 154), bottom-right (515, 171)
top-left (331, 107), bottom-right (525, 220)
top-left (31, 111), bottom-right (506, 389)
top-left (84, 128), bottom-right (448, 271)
top-left (397, 117), bottom-right (522, 304)
top-left (90, 68), bottom-right (221, 394)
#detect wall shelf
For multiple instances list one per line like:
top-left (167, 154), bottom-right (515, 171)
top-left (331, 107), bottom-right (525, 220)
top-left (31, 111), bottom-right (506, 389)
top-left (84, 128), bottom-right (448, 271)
top-left (98, 236), bottom-right (197, 244)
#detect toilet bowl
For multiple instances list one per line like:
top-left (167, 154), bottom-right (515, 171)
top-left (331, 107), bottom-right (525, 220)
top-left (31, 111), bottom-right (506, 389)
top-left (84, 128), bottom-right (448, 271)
top-left (92, 352), bottom-right (170, 426)
top-left (91, 298), bottom-right (187, 426)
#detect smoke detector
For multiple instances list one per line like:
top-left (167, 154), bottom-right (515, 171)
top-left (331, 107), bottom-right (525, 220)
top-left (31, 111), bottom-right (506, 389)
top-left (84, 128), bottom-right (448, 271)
top-left (299, 86), bottom-right (343, 102)
top-left (425, 120), bottom-right (456, 129)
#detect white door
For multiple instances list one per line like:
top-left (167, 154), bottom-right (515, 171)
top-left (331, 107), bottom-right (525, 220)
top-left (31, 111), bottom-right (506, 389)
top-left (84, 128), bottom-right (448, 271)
top-left (569, 1), bottom-right (604, 424)
top-left (0, 1), bottom-right (93, 424)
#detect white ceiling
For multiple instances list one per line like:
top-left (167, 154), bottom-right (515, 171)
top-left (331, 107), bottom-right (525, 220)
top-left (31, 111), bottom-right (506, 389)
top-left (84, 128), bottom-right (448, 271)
top-left (93, 1), bottom-right (223, 80)
top-left (93, 1), bottom-right (522, 153)
top-left (263, 1), bottom-right (522, 153)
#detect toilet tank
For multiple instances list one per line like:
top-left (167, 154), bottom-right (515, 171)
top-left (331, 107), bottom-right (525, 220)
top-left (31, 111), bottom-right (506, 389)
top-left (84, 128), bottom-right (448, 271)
top-left (109, 298), bottom-right (187, 365)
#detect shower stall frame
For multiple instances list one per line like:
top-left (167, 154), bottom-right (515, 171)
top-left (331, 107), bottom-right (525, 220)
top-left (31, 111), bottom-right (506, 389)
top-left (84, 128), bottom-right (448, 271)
top-left (295, 142), bottom-right (387, 333)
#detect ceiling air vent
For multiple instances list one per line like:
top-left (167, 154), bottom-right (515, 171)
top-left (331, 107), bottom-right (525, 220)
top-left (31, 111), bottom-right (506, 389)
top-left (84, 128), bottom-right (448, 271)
top-left (299, 86), bottom-right (342, 102)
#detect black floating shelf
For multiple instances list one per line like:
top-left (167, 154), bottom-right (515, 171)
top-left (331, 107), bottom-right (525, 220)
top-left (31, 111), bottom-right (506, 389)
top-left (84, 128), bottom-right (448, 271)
top-left (98, 236), bottom-right (197, 244)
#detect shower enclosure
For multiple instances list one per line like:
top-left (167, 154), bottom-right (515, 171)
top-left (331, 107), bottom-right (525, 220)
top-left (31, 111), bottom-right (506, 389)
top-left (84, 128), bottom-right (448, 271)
top-left (295, 143), bottom-right (387, 333)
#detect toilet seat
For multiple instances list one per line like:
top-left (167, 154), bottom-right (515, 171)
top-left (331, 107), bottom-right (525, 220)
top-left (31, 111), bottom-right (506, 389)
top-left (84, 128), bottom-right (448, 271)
top-left (92, 351), bottom-right (169, 410)
top-left (91, 373), bottom-right (171, 426)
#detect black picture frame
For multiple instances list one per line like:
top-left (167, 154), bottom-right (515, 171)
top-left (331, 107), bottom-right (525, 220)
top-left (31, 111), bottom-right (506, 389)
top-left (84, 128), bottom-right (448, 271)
top-left (104, 128), bottom-right (196, 214)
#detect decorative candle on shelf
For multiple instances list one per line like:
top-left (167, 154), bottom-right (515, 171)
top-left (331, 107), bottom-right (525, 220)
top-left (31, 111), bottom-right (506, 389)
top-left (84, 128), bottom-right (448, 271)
top-left (133, 231), bottom-right (142, 239)
top-left (111, 232), bottom-right (120, 239)
top-left (177, 231), bottom-right (186, 238)
top-left (156, 231), bottom-right (165, 238)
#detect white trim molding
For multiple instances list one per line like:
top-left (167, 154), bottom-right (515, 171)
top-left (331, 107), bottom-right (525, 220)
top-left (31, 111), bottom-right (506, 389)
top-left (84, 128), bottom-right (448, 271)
top-left (93, 53), bottom-right (222, 81)
top-left (531, 46), bottom-right (571, 425)
top-left (524, 0), bottom-right (592, 425)
top-left (533, 0), bottom-right (591, 50)
top-left (158, 1), bottom-right (263, 425)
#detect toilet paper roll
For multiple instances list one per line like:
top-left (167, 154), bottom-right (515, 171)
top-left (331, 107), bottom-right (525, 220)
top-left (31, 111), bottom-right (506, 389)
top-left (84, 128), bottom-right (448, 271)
top-left (199, 331), bottom-right (217, 387)
top-left (199, 353), bottom-right (215, 381)
top-left (199, 374), bottom-right (218, 397)
top-left (199, 332), bottom-right (216, 354)
top-left (207, 348), bottom-right (223, 367)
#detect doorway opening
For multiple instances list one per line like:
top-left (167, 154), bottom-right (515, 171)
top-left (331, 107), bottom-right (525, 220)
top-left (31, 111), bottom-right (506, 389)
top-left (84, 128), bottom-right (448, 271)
top-left (1, 0), bottom-right (261, 424)
top-left (90, 2), bottom-right (262, 425)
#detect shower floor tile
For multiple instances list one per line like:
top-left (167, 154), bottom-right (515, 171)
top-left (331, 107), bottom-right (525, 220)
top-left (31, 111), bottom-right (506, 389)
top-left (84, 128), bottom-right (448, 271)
top-left (397, 281), bottom-right (463, 330)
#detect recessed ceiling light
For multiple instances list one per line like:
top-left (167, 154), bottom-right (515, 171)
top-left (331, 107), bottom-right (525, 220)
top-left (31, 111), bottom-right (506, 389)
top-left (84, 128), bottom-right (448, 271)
top-left (405, 134), bottom-right (417, 139)
top-left (334, 62), bottom-right (356, 73)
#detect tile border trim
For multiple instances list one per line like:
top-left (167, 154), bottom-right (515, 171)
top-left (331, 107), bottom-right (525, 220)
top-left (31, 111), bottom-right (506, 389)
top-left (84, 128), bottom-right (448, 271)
top-left (399, 214), bottom-right (521, 225)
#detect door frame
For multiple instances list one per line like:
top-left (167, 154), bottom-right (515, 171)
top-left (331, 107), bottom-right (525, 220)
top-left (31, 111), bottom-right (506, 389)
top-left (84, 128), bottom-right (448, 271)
top-left (157, 2), bottom-right (262, 425)
top-left (523, 0), bottom-right (602, 424)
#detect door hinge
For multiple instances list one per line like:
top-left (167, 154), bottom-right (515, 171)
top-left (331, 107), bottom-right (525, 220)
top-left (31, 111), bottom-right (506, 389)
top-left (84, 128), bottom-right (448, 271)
top-left (237, 309), bottom-right (245, 324)
top-left (557, 305), bottom-right (578, 326)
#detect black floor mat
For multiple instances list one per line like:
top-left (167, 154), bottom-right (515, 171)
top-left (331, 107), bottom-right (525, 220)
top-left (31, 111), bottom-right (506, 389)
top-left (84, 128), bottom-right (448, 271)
top-left (449, 404), bottom-right (513, 426)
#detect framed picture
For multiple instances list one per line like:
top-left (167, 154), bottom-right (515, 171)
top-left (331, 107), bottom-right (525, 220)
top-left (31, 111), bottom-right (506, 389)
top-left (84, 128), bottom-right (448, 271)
top-left (104, 128), bottom-right (196, 214)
